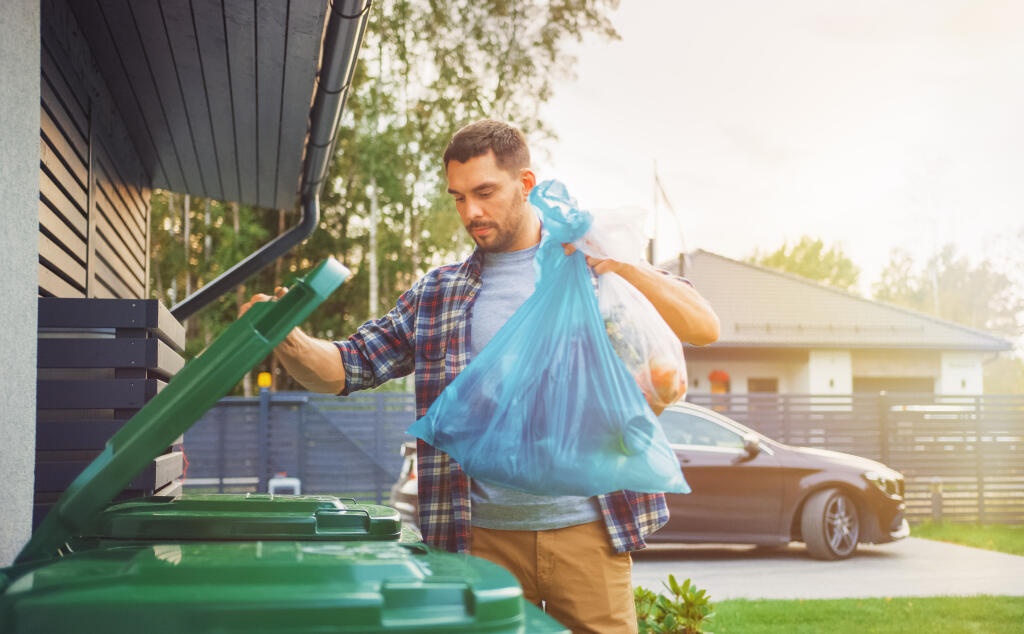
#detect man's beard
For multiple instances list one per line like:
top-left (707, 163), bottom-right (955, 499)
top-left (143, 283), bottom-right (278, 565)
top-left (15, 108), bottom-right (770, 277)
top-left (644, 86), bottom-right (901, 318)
top-left (467, 200), bottom-right (528, 253)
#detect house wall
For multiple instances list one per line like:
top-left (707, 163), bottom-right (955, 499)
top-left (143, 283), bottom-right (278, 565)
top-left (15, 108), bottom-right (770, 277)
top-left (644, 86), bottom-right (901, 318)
top-left (3, 0), bottom-right (155, 560)
top-left (808, 349), bottom-right (852, 394)
top-left (940, 351), bottom-right (984, 394)
top-left (0, 0), bottom-right (41, 567)
top-left (683, 348), bottom-right (810, 396)
top-left (792, 360), bottom-right (810, 393)
top-left (849, 349), bottom-right (941, 394)
top-left (39, 0), bottom-right (151, 299)
top-left (686, 360), bottom-right (808, 395)
top-left (684, 347), bottom-right (972, 398)
top-left (851, 349), bottom-right (940, 379)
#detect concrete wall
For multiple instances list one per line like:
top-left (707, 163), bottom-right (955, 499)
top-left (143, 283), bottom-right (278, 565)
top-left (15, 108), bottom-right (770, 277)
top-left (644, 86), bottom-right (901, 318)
top-left (940, 351), bottom-right (985, 394)
top-left (0, 0), bottom-right (40, 566)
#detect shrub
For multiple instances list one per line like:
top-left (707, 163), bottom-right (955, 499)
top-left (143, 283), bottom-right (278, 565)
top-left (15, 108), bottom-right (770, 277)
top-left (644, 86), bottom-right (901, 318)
top-left (635, 574), bottom-right (715, 634)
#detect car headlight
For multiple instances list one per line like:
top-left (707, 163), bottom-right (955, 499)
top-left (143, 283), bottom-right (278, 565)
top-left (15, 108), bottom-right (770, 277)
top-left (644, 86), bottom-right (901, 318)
top-left (864, 471), bottom-right (902, 498)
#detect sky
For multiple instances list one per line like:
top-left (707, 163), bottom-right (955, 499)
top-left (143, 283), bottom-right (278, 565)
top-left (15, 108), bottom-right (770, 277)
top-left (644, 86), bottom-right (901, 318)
top-left (534, 0), bottom-right (1024, 295)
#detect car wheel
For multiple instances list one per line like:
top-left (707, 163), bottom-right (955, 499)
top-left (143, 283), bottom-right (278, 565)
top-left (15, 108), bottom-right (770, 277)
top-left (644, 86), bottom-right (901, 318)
top-left (801, 488), bottom-right (859, 560)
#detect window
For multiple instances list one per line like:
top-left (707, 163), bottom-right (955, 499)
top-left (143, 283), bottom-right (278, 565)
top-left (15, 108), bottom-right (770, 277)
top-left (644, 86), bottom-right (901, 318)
top-left (747, 378), bottom-right (778, 393)
top-left (658, 409), bottom-right (744, 449)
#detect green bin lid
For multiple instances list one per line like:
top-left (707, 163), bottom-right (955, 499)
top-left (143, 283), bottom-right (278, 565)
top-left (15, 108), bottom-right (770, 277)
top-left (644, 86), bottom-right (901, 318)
top-left (0, 541), bottom-right (569, 633)
top-left (75, 494), bottom-right (401, 542)
top-left (17, 259), bottom-right (350, 564)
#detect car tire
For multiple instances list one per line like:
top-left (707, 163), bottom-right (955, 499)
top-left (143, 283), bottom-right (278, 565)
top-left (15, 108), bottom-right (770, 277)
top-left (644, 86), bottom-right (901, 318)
top-left (801, 488), bottom-right (860, 560)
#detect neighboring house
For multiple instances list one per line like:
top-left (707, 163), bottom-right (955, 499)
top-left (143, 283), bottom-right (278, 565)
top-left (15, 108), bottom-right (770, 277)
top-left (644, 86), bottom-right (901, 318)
top-left (659, 250), bottom-right (1013, 397)
top-left (0, 0), bottom-right (368, 566)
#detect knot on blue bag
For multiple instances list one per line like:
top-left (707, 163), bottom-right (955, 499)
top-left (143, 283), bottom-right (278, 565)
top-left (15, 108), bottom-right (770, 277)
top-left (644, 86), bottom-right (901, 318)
top-left (529, 180), bottom-right (592, 244)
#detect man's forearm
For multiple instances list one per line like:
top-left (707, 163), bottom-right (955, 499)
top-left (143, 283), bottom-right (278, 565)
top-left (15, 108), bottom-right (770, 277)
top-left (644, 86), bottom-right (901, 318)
top-left (617, 263), bottom-right (720, 346)
top-left (274, 327), bottom-right (347, 394)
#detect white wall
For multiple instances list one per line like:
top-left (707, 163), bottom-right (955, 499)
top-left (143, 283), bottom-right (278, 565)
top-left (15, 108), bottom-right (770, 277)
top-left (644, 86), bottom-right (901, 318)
top-left (0, 0), bottom-right (40, 566)
top-left (940, 351), bottom-right (984, 394)
top-left (808, 349), bottom-right (852, 394)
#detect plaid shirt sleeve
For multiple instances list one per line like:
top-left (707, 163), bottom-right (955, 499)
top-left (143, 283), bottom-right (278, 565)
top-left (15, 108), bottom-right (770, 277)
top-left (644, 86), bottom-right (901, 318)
top-left (334, 281), bottom-right (421, 395)
top-left (598, 490), bottom-right (670, 554)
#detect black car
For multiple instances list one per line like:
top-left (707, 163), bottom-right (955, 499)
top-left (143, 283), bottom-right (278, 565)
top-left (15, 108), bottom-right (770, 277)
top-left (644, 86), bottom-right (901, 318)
top-left (651, 402), bottom-right (909, 559)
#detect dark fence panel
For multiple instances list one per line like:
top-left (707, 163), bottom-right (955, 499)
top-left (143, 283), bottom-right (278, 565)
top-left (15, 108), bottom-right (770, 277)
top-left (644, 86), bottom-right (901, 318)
top-left (184, 392), bottom-right (415, 504)
top-left (185, 391), bottom-right (1024, 521)
top-left (688, 393), bottom-right (1024, 524)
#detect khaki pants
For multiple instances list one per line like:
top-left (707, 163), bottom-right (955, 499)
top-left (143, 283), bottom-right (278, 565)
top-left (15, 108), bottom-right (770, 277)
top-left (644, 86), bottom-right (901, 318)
top-left (471, 521), bottom-right (637, 634)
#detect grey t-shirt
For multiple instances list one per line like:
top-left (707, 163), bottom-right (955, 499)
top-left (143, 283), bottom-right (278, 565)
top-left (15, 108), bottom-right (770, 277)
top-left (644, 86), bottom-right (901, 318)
top-left (469, 243), bottom-right (602, 530)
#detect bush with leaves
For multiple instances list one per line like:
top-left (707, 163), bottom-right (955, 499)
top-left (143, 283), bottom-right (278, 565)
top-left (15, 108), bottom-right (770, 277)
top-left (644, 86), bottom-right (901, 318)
top-left (635, 574), bottom-right (715, 634)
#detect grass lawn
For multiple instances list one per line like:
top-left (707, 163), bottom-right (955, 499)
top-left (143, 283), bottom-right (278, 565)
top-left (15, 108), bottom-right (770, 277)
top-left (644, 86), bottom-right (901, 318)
top-left (710, 595), bottom-right (1024, 633)
top-left (911, 521), bottom-right (1024, 557)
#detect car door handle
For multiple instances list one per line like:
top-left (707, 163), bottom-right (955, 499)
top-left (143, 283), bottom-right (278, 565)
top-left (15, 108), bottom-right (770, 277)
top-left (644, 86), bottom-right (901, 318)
top-left (678, 456), bottom-right (691, 464)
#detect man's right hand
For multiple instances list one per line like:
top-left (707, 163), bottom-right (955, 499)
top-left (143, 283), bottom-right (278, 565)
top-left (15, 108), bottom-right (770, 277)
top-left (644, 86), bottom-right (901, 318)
top-left (239, 287), bottom-right (288, 317)
top-left (238, 287), bottom-right (346, 394)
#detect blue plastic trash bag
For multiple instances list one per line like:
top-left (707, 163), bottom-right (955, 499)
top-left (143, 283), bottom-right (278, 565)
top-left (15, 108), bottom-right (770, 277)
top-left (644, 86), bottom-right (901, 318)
top-left (406, 180), bottom-right (690, 497)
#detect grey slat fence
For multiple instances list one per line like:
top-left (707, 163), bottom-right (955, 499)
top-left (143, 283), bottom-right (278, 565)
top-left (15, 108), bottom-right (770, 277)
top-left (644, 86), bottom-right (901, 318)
top-left (182, 391), bottom-right (415, 504)
top-left (687, 393), bottom-right (1024, 524)
top-left (183, 391), bottom-right (1024, 522)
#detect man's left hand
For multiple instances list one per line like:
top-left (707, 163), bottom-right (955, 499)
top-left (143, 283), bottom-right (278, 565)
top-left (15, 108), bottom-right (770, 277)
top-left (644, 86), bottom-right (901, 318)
top-left (561, 242), bottom-right (719, 345)
top-left (562, 243), bottom-right (627, 276)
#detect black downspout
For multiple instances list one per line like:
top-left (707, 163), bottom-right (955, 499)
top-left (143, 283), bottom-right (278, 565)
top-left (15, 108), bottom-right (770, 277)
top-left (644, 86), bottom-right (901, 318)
top-left (171, 0), bottom-right (371, 322)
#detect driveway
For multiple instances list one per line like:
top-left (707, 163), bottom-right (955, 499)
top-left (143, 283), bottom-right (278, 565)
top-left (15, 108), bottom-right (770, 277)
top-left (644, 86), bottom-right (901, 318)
top-left (631, 538), bottom-right (1024, 600)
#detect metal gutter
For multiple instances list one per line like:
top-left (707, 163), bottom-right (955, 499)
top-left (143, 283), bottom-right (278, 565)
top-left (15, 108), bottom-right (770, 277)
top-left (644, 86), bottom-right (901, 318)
top-left (171, 0), bottom-right (371, 321)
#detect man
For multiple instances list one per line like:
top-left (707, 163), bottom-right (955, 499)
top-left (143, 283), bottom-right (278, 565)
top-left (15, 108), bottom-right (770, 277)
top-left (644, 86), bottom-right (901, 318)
top-left (242, 120), bottom-right (719, 633)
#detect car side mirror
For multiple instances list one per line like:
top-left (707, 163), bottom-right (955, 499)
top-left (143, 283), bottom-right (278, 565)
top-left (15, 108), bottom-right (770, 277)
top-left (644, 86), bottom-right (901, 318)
top-left (742, 433), bottom-right (761, 458)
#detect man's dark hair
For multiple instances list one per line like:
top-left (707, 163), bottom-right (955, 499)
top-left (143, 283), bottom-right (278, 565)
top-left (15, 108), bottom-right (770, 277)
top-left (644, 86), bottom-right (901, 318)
top-left (443, 119), bottom-right (530, 174)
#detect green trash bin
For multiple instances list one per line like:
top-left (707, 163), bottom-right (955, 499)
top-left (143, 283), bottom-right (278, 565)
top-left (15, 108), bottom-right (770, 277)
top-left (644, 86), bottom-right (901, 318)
top-left (72, 493), bottom-right (404, 548)
top-left (1, 258), bottom-right (568, 633)
top-left (0, 540), bottom-right (566, 633)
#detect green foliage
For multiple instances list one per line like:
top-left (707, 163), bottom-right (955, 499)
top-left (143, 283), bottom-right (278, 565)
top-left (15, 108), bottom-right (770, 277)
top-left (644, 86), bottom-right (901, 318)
top-left (148, 1), bottom-right (621, 392)
top-left (635, 575), bottom-right (715, 634)
top-left (871, 243), bottom-right (1024, 394)
top-left (872, 244), bottom-right (1023, 339)
top-left (749, 236), bottom-right (860, 291)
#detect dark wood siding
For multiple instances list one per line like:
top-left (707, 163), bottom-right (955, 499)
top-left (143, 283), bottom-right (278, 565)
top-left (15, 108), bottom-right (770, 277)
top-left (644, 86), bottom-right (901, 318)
top-left (40, 0), bottom-right (151, 299)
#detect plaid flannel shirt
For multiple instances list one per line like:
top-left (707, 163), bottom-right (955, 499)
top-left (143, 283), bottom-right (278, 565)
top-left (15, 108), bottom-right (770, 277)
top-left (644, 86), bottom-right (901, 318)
top-left (335, 249), bottom-right (670, 554)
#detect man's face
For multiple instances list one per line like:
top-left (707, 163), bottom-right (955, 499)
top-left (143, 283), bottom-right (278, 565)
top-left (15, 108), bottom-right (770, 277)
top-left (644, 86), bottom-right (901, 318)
top-left (446, 150), bottom-right (535, 253)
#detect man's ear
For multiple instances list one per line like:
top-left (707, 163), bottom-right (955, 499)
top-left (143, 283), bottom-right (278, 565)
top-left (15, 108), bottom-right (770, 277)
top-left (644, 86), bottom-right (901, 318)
top-left (520, 168), bottom-right (536, 200)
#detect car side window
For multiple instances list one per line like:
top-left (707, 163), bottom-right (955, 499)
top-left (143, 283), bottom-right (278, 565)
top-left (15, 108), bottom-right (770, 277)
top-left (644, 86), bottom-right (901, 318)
top-left (658, 410), bottom-right (745, 449)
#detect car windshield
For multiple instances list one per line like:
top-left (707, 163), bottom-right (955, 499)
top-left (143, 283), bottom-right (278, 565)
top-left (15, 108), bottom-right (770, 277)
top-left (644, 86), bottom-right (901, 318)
top-left (659, 409), bottom-right (745, 449)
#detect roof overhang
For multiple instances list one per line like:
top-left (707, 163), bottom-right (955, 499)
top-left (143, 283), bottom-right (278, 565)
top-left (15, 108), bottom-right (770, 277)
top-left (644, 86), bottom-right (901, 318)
top-left (71, 0), bottom-right (370, 319)
top-left (71, 0), bottom-right (366, 211)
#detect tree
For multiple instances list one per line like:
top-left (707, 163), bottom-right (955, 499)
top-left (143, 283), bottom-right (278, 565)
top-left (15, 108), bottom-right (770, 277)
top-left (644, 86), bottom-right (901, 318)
top-left (150, 192), bottom-right (275, 392)
top-left (872, 243), bottom-right (1024, 394)
top-left (748, 236), bottom-right (861, 291)
top-left (150, 1), bottom-right (622, 393)
top-left (872, 245), bottom-right (1023, 339)
top-left (283, 0), bottom-right (621, 388)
